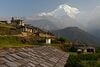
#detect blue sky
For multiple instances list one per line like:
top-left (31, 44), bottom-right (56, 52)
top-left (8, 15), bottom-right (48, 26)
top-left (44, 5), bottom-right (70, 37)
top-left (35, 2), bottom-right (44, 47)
top-left (0, 0), bottom-right (100, 17)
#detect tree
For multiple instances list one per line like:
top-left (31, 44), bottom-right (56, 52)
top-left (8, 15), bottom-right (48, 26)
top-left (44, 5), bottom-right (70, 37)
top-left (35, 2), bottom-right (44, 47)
top-left (65, 55), bottom-right (83, 67)
top-left (57, 37), bottom-right (67, 43)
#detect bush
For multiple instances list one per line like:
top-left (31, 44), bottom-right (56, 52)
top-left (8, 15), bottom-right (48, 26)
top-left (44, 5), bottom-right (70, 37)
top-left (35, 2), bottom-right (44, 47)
top-left (57, 37), bottom-right (68, 43)
top-left (68, 46), bottom-right (77, 52)
top-left (65, 55), bottom-right (83, 67)
top-left (96, 62), bottom-right (100, 67)
top-left (96, 47), bottom-right (100, 53)
top-left (78, 54), bottom-right (100, 60)
top-left (65, 53), bottom-right (100, 67)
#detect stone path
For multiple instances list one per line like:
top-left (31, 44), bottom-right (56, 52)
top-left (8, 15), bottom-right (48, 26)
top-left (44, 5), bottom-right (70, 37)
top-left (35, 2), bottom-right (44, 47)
top-left (0, 46), bottom-right (69, 67)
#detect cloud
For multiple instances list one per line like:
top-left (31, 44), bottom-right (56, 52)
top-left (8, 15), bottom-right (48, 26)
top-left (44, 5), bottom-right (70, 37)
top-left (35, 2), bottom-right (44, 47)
top-left (87, 6), bottom-right (100, 30)
top-left (38, 4), bottom-right (80, 19)
top-left (83, 6), bottom-right (100, 38)
top-left (90, 6), bottom-right (100, 19)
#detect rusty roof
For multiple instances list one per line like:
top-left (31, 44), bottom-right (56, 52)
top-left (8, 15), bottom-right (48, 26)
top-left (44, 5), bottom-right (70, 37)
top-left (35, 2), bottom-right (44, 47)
top-left (0, 46), bottom-right (69, 67)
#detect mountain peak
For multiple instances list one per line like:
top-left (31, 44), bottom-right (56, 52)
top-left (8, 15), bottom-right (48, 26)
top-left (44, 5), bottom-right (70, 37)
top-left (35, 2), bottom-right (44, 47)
top-left (38, 4), bottom-right (80, 19)
top-left (58, 4), bottom-right (80, 18)
top-left (62, 27), bottom-right (84, 32)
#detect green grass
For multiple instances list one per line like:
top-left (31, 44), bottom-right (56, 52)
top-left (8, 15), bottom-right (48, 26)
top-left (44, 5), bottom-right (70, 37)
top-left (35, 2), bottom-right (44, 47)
top-left (81, 60), bottom-right (100, 67)
top-left (0, 36), bottom-right (31, 48)
top-left (68, 52), bottom-right (78, 55)
top-left (0, 23), bottom-right (13, 28)
top-left (0, 24), bottom-right (20, 35)
top-left (65, 53), bottom-right (100, 67)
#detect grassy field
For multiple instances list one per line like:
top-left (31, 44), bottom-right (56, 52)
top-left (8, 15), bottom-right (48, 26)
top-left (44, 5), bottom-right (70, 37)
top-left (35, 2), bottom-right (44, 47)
top-left (0, 24), bottom-right (13, 28)
top-left (0, 36), bottom-right (32, 48)
top-left (0, 24), bottom-right (30, 48)
top-left (65, 52), bottom-right (100, 67)
top-left (0, 24), bottom-right (20, 35)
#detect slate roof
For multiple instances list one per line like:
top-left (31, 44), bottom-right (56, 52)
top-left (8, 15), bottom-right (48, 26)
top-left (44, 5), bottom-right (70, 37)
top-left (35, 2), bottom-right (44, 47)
top-left (0, 46), bottom-right (69, 67)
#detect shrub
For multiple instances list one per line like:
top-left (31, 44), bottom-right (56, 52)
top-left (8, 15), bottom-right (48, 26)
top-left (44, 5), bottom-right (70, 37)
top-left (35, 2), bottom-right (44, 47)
top-left (96, 47), bottom-right (100, 53)
top-left (65, 53), bottom-right (100, 67)
top-left (65, 55), bottom-right (83, 67)
top-left (57, 37), bottom-right (68, 43)
top-left (78, 54), bottom-right (100, 60)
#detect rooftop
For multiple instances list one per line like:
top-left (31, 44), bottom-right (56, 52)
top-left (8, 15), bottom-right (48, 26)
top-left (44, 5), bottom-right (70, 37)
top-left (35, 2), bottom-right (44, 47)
top-left (0, 46), bottom-right (69, 67)
top-left (77, 46), bottom-right (95, 49)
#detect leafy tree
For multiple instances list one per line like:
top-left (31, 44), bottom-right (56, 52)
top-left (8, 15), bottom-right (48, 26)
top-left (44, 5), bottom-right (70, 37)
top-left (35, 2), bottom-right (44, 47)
top-left (65, 55), bottom-right (83, 67)
top-left (57, 37), bottom-right (68, 43)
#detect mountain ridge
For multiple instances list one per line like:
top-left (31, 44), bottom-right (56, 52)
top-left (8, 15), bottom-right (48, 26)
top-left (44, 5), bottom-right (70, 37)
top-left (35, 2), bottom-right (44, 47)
top-left (26, 19), bottom-right (60, 30)
top-left (52, 27), bottom-right (100, 46)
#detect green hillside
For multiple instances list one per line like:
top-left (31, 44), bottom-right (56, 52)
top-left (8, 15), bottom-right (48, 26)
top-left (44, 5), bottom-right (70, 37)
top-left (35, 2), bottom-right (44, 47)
top-left (0, 36), bottom-right (25, 48)
top-left (0, 24), bottom-right (28, 48)
top-left (53, 27), bottom-right (100, 46)
top-left (0, 24), bottom-right (20, 35)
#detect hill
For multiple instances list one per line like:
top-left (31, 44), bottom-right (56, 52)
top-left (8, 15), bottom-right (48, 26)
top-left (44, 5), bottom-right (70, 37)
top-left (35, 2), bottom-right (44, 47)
top-left (89, 29), bottom-right (100, 39)
top-left (52, 27), bottom-right (100, 46)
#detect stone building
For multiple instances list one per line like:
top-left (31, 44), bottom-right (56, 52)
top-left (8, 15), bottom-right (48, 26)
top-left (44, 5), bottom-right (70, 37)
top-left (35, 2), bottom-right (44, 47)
top-left (11, 17), bottom-right (24, 26)
top-left (19, 25), bottom-right (33, 36)
top-left (36, 31), bottom-right (55, 44)
top-left (77, 46), bottom-right (95, 54)
top-left (20, 25), bottom-right (33, 33)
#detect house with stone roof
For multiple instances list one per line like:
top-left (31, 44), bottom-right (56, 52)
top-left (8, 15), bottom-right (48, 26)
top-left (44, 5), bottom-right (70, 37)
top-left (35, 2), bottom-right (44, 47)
top-left (20, 24), bottom-right (33, 33)
top-left (77, 46), bottom-right (95, 54)
top-left (0, 46), bottom-right (69, 67)
top-left (35, 31), bottom-right (55, 44)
